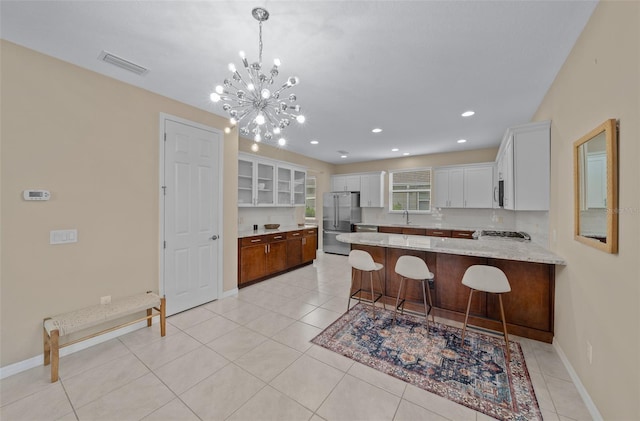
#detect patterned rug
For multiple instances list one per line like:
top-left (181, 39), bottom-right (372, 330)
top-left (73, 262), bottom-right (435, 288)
top-left (311, 303), bottom-right (541, 421)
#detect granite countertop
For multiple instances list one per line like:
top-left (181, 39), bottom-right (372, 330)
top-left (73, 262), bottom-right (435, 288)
top-left (353, 222), bottom-right (482, 231)
top-left (336, 232), bottom-right (566, 265)
top-left (238, 224), bottom-right (318, 239)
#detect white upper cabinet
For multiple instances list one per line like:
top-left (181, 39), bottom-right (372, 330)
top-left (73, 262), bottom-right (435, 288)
top-left (238, 153), bottom-right (306, 207)
top-left (331, 174), bottom-right (361, 192)
top-left (435, 165), bottom-right (493, 209)
top-left (496, 121), bottom-right (551, 211)
top-left (360, 172), bottom-right (385, 207)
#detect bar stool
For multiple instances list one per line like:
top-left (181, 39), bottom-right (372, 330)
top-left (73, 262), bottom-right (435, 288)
top-left (460, 265), bottom-right (512, 361)
top-left (347, 250), bottom-right (386, 317)
top-left (392, 256), bottom-right (435, 332)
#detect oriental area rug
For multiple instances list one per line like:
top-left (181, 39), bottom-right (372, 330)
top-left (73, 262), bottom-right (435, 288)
top-left (311, 303), bottom-right (541, 421)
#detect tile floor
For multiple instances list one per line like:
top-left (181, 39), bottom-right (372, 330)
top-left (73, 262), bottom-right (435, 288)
top-left (0, 252), bottom-right (593, 420)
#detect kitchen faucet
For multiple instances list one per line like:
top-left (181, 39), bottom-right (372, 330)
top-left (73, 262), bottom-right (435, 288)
top-left (403, 210), bottom-right (410, 225)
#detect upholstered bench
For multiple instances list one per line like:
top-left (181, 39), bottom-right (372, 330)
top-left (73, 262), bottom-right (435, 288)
top-left (43, 291), bottom-right (166, 382)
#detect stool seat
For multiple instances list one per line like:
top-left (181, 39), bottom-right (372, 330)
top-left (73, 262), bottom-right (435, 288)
top-left (347, 250), bottom-right (385, 317)
top-left (460, 265), bottom-right (512, 361)
top-left (462, 265), bottom-right (510, 294)
top-left (392, 256), bottom-right (435, 331)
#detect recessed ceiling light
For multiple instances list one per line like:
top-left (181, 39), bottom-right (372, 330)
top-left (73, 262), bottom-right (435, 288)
top-left (403, 152), bottom-right (410, 156)
top-left (310, 140), bottom-right (319, 145)
top-left (391, 148), bottom-right (399, 152)
top-left (457, 139), bottom-right (467, 143)
top-left (340, 155), bottom-right (348, 159)
top-left (372, 128), bottom-right (382, 133)
top-left (461, 111), bottom-right (475, 117)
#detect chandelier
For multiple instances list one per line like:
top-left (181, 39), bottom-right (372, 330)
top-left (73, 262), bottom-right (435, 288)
top-left (210, 7), bottom-right (304, 148)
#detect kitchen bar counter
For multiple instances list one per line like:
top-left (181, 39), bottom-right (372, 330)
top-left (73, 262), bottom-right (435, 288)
top-left (238, 224), bottom-right (318, 239)
top-left (337, 232), bottom-right (566, 265)
top-left (337, 231), bottom-right (564, 342)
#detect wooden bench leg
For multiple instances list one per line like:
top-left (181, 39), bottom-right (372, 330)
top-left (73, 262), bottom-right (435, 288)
top-left (160, 297), bottom-right (166, 337)
top-left (43, 326), bottom-right (50, 367)
top-left (50, 329), bottom-right (60, 382)
top-left (146, 308), bottom-right (152, 327)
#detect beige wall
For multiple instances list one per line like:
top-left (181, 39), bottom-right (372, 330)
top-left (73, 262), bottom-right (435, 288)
top-left (533, 2), bottom-right (639, 419)
top-left (0, 41), bottom-right (239, 366)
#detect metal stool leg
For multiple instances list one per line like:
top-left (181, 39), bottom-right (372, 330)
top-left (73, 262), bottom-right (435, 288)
top-left (460, 289), bottom-right (474, 345)
top-left (369, 271), bottom-right (376, 318)
top-left (393, 277), bottom-right (405, 324)
top-left (426, 279), bottom-right (435, 324)
top-left (347, 268), bottom-right (355, 312)
top-left (421, 279), bottom-right (430, 334)
top-left (377, 270), bottom-right (386, 310)
top-left (498, 294), bottom-right (511, 362)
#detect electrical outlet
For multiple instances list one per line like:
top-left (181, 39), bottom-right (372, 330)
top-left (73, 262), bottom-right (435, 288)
top-left (100, 295), bottom-right (111, 305)
top-left (587, 341), bottom-right (593, 364)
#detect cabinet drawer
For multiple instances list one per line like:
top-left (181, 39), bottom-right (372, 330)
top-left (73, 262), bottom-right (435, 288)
top-left (286, 230), bottom-right (303, 239)
top-left (303, 229), bottom-right (317, 236)
top-left (379, 226), bottom-right (403, 234)
top-left (241, 235), bottom-right (268, 246)
top-left (267, 233), bottom-right (287, 242)
top-left (426, 229), bottom-right (452, 237)
top-left (402, 227), bottom-right (426, 236)
top-left (451, 230), bottom-right (474, 239)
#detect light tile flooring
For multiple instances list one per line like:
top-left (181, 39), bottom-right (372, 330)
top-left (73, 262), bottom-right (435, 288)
top-left (1, 252), bottom-right (592, 421)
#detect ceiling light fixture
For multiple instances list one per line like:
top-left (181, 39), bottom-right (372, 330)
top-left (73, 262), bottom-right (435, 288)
top-left (391, 148), bottom-right (399, 152)
top-left (457, 139), bottom-right (467, 143)
top-left (310, 140), bottom-right (319, 145)
top-left (340, 155), bottom-right (348, 159)
top-left (210, 7), bottom-right (304, 149)
top-left (372, 128), bottom-right (382, 133)
top-left (403, 152), bottom-right (411, 156)
top-left (461, 111), bottom-right (475, 117)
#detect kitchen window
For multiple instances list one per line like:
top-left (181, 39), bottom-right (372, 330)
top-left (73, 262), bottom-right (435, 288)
top-left (305, 176), bottom-right (316, 220)
top-left (389, 168), bottom-right (432, 213)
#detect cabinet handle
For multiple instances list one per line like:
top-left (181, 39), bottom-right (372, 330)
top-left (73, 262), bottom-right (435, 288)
top-left (265, 245), bottom-right (268, 254)
top-left (302, 238), bottom-right (306, 245)
top-left (274, 236), bottom-right (283, 239)
top-left (251, 239), bottom-right (261, 243)
top-left (292, 233), bottom-right (300, 236)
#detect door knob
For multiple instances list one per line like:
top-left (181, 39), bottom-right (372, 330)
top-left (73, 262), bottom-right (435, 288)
top-left (210, 235), bottom-right (219, 240)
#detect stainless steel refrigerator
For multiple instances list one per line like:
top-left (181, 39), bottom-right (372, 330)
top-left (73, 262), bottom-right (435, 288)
top-left (323, 192), bottom-right (362, 255)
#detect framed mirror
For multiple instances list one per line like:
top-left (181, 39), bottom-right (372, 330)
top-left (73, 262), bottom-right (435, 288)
top-left (574, 119), bottom-right (618, 253)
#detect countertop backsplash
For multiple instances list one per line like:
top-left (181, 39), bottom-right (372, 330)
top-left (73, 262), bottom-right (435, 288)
top-left (238, 207), bottom-right (305, 232)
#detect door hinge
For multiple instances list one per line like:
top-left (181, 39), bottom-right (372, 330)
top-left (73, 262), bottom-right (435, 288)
top-left (163, 241), bottom-right (167, 249)
top-left (162, 186), bottom-right (167, 195)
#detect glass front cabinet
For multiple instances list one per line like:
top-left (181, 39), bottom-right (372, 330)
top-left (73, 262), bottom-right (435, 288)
top-left (238, 153), bottom-right (306, 207)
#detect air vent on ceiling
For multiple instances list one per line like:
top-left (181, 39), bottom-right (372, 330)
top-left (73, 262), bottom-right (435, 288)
top-left (98, 50), bottom-right (148, 76)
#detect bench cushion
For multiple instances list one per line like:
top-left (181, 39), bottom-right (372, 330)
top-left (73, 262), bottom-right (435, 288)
top-left (44, 292), bottom-right (161, 336)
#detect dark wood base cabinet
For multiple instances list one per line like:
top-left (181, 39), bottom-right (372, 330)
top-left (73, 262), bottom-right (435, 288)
top-left (351, 244), bottom-right (555, 343)
top-left (239, 228), bottom-right (317, 287)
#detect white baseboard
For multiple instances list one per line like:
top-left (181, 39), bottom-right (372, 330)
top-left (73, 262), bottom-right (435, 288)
top-left (0, 318), bottom-right (155, 380)
top-left (553, 341), bottom-right (603, 421)
top-left (222, 288), bottom-right (238, 298)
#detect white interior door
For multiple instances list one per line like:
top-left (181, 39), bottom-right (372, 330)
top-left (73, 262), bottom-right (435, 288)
top-left (163, 118), bottom-right (221, 315)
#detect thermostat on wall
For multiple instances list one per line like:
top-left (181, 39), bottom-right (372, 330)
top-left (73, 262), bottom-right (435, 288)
top-left (23, 190), bottom-right (50, 201)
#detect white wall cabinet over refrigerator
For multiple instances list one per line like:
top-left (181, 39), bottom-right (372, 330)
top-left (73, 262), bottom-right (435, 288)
top-left (331, 174), bottom-right (361, 192)
top-left (496, 121), bottom-right (551, 211)
top-left (360, 172), bottom-right (385, 207)
top-left (434, 164), bottom-right (493, 208)
top-left (238, 153), bottom-right (306, 207)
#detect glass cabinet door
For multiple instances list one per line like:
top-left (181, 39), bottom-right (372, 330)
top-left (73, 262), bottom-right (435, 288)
top-left (293, 169), bottom-right (306, 206)
top-left (238, 158), bottom-right (255, 206)
top-left (277, 166), bottom-right (292, 206)
top-left (256, 162), bottom-right (275, 205)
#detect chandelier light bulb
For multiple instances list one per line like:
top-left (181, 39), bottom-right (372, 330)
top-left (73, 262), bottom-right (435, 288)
top-left (296, 115), bottom-right (306, 124)
top-left (273, 127), bottom-right (281, 134)
top-left (255, 114), bottom-right (266, 125)
top-left (210, 92), bottom-right (221, 102)
top-left (230, 117), bottom-right (237, 125)
top-left (261, 89), bottom-right (271, 99)
top-left (247, 83), bottom-right (255, 91)
top-left (255, 133), bottom-right (262, 142)
top-left (274, 58), bottom-right (281, 66)
top-left (228, 63), bottom-right (236, 72)
top-left (215, 85), bottom-right (224, 94)
top-left (224, 127), bottom-right (231, 134)
top-left (239, 51), bottom-right (246, 58)
top-left (278, 138), bottom-right (286, 146)
top-left (251, 142), bottom-right (259, 152)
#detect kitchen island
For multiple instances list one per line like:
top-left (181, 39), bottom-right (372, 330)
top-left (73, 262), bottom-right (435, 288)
top-left (337, 232), bottom-right (566, 343)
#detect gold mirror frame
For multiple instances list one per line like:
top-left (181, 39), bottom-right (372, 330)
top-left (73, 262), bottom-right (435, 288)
top-left (573, 119), bottom-right (618, 253)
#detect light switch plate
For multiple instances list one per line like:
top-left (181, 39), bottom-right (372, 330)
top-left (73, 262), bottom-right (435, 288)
top-left (50, 229), bottom-right (78, 245)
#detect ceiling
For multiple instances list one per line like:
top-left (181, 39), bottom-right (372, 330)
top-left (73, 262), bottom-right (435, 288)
top-left (1, 1), bottom-right (597, 164)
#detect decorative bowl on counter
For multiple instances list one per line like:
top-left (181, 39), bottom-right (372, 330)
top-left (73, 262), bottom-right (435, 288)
top-left (264, 224), bottom-right (280, 230)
